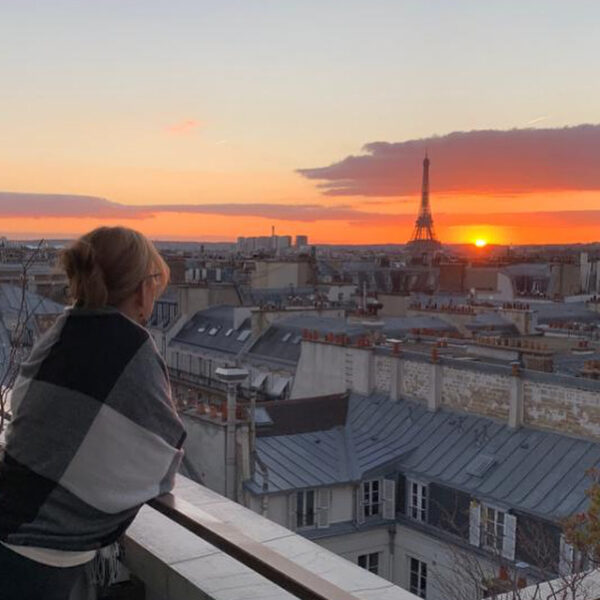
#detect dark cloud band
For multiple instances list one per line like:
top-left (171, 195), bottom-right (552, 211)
top-left (297, 124), bottom-right (600, 196)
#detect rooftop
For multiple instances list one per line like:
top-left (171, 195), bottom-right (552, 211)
top-left (247, 394), bottom-right (599, 522)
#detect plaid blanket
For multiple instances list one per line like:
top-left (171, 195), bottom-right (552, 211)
top-left (0, 306), bottom-right (185, 550)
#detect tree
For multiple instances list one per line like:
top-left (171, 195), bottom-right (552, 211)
top-left (428, 490), bottom-right (598, 600)
top-left (0, 240), bottom-right (47, 436)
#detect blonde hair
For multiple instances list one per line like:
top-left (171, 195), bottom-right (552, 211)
top-left (60, 226), bottom-right (170, 309)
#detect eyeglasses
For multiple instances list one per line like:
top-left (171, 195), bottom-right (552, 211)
top-left (144, 272), bottom-right (162, 281)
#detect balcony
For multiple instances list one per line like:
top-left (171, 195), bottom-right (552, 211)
top-left (117, 475), bottom-right (418, 600)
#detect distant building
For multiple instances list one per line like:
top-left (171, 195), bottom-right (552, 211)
top-left (250, 259), bottom-right (314, 289)
top-left (276, 235), bottom-right (292, 253)
top-left (295, 235), bottom-right (309, 248)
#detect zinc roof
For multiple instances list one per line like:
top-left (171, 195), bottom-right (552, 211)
top-left (247, 316), bottom-right (367, 364)
top-left (172, 305), bottom-right (251, 355)
top-left (248, 393), bottom-right (600, 521)
top-left (0, 283), bottom-right (64, 315)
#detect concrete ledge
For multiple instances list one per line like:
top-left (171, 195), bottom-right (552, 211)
top-left (124, 475), bottom-right (418, 600)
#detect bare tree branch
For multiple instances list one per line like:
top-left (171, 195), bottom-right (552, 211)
top-left (0, 239), bottom-right (46, 435)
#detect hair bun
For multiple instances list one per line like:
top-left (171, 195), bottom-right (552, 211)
top-left (69, 241), bottom-right (96, 274)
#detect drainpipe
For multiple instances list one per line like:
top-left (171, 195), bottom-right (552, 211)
top-left (388, 523), bottom-right (397, 582)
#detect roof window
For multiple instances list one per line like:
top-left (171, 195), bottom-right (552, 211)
top-left (237, 330), bottom-right (251, 342)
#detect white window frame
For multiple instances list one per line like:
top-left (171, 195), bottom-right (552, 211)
top-left (296, 489), bottom-right (316, 529)
top-left (407, 479), bottom-right (428, 522)
top-left (408, 556), bottom-right (427, 598)
top-left (358, 551), bottom-right (380, 575)
top-left (482, 504), bottom-right (506, 553)
top-left (362, 479), bottom-right (381, 518)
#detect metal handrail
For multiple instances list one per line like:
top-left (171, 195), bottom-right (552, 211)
top-left (148, 493), bottom-right (359, 600)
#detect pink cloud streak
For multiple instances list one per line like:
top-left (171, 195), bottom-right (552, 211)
top-left (166, 119), bottom-right (202, 134)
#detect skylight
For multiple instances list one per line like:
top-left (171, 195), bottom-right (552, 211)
top-left (281, 332), bottom-right (292, 342)
top-left (465, 454), bottom-right (496, 477)
top-left (225, 328), bottom-right (234, 337)
top-left (237, 330), bottom-right (251, 342)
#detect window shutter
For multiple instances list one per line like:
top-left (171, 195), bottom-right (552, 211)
top-left (428, 482), bottom-right (443, 527)
top-left (502, 513), bottom-right (517, 560)
top-left (383, 478), bottom-right (396, 520)
top-left (355, 485), bottom-right (365, 525)
top-left (559, 534), bottom-right (574, 576)
top-left (469, 500), bottom-right (481, 547)
top-left (288, 493), bottom-right (297, 531)
top-left (397, 474), bottom-right (406, 515)
top-left (317, 488), bottom-right (330, 529)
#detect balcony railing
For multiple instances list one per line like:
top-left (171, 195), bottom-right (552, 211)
top-left (122, 475), bottom-right (419, 600)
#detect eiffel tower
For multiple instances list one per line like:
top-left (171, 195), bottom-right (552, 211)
top-left (407, 153), bottom-right (441, 254)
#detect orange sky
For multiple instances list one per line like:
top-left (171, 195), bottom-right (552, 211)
top-left (1, 189), bottom-right (598, 246)
top-left (2, 4), bottom-right (599, 246)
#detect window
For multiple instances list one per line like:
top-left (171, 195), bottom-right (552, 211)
top-left (296, 490), bottom-right (315, 528)
top-left (408, 480), bottom-right (428, 522)
top-left (483, 505), bottom-right (505, 552)
top-left (362, 480), bottom-right (380, 517)
top-left (358, 552), bottom-right (379, 575)
top-left (409, 557), bottom-right (427, 598)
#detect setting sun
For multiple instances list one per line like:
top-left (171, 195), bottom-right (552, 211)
top-left (474, 239), bottom-right (488, 248)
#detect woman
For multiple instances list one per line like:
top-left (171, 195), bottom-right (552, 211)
top-left (0, 226), bottom-right (186, 599)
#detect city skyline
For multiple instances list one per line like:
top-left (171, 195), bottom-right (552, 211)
top-left (1, 1), bottom-right (599, 244)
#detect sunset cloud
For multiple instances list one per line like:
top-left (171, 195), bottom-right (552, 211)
top-left (297, 124), bottom-right (600, 196)
top-left (0, 192), bottom-right (393, 223)
top-left (166, 119), bottom-right (202, 134)
top-left (0, 193), bottom-right (149, 219)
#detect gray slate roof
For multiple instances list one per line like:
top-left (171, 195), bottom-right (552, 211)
top-left (465, 312), bottom-right (518, 332)
top-left (382, 316), bottom-right (460, 336)
top-left (248, 394), bottom-right (599, 521)
top-left (172, 305), bottom-right (251, 355)
top-left (535, 302), bottom-right (600, 325)
top-left (503, 264), bottom-right (551, 278)
top-left (238, 286), bottom-right (316, 307)
top-left (247, 316), bottom-right (367, 364)
top-left (0, 283), bottom-right (64, 315)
